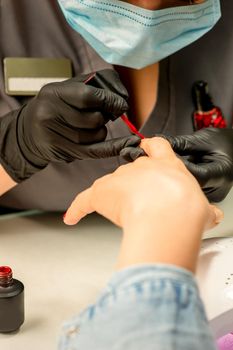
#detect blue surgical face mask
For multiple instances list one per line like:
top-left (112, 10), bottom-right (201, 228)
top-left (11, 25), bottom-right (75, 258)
top-left (58, 0), bottom-right (221, 69)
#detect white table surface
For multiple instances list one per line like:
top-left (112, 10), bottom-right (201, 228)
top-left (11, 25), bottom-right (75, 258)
top-left (0, 188), bottom-right (232, 349)
top-left (0, 212), bottom-right (121, 350)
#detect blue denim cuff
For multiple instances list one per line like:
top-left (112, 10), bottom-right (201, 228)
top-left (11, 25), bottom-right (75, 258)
top-left (105, 263), bottom-right (198, 294)
top-left (59, 264), bottom-right (216, 350)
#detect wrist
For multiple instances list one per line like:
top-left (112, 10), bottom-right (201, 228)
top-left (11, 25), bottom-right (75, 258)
top-left (118, 208), bottom-right (206, 273)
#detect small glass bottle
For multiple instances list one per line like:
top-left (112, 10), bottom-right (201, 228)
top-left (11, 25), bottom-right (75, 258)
top-left (0, 266), bottom-right (24, 333)
top-left (192, 81), bottom-right (227, 130)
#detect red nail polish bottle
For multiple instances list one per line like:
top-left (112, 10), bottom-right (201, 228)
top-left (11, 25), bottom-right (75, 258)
top-left (0, 266), bottom-right (24, 333)
top-left (192, 81), bottom-right (227, 130)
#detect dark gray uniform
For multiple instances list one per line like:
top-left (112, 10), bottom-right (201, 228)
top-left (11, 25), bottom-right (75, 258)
top-left (0, 0), bottom-right (232, 210)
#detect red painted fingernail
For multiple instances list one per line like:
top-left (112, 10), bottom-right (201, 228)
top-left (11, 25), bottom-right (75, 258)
top-left (63, 212), bottom-right (66, 220)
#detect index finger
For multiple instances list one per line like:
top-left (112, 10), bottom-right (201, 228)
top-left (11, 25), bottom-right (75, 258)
top-left (140, 137), bottom-right (177, 160)
top-left (55, 82), bottom-right (128, 113)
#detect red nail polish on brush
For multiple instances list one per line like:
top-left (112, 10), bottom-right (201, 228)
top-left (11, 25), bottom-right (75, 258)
top-left (84, 71), bottom-right (145, 139)
top-left (120, 114), bottom-right (145, 139)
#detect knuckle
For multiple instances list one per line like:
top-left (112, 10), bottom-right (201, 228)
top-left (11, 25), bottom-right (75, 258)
top-left (91, 112), bottom-right (104, 128)
top-left (33, 99), bottom-right (53, 122)
top-left (91, 177), bottom-right (105, 197)
top-left (152, 137), bottom-right (171, 148)
top-left (92, 178), bottom-right (101, 189)
top-left (174, 157), bottom-right (189, 171)
top-left (134, 157), bottom-right (149, 167)
top-left (79, 85), bottom-right (93, 107)
top-left (115, 163), bottom-right (132, 175)
top-left (38, 82), bottom-right (57, 98)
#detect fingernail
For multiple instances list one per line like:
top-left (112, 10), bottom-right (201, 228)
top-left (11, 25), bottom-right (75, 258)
top-left (63, 212), bottom-right (67, 220)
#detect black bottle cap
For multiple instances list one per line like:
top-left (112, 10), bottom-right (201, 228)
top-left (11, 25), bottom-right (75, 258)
top-left (192, 81), bottom-right (214, 112)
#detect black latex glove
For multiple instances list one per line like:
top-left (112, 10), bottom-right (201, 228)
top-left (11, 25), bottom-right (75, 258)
top-left (166, 128), bottom-right (233, 202)
top-left (0, 70), bottom-right (140, 182)
top-left (120, 128), bottom-right (233, 202)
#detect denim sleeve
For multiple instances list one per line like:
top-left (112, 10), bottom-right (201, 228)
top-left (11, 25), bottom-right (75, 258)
top-left (58, 264), bottom-right (216, 350)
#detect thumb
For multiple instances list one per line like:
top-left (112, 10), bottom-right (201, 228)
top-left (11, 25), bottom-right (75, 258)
top-left (64, 188), bottom-right (94, 225)
top-left (205, 204), bottom-right (224, 231)
top-left (166, 134), bottom-right (198, 155)
top-left (79, 135), bottom-right (141, 159)
top-left (182, 159), bottom-right (220, 187)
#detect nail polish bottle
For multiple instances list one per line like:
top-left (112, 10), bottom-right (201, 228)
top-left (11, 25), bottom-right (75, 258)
top-left (192, 81), bottom-right (227, 130)
top-left (0, 266), bottom-right (24, 333)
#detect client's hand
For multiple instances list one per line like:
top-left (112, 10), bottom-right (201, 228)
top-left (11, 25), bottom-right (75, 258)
top-left (64, 137), bottom-right (223, 272)
top-left (64, 137), bottom-right (221, 228)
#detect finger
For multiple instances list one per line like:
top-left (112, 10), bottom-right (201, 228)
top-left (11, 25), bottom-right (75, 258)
top-left (92, 70), bottom-right (129, 100)
top-left (204, 204), bottom-right (224, 231)
top-left (64, 188), bottom-right (94, 225)
top-left (166, 134), bottom-right (200, 155)
top-left (79, 135), bottom-right (141, 158)
top-left (53, 125), bottom-right (107, 144)
top-left (54, 82), bottom-right (128, 115)
top-left (60, 108), bottom-right (106, 129)
top-left (120, 146), bottom-right (146, 162)
top-left (140, 137), bottom-right (177, 160)
top-left (54, 135), bottom-right (141, 161)
top-left (182, 159), bottom-right (221, 186)
top-left (92, 87), bottom-right (129, 116)
top-left (203, 183), bottom-right (233, 203)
